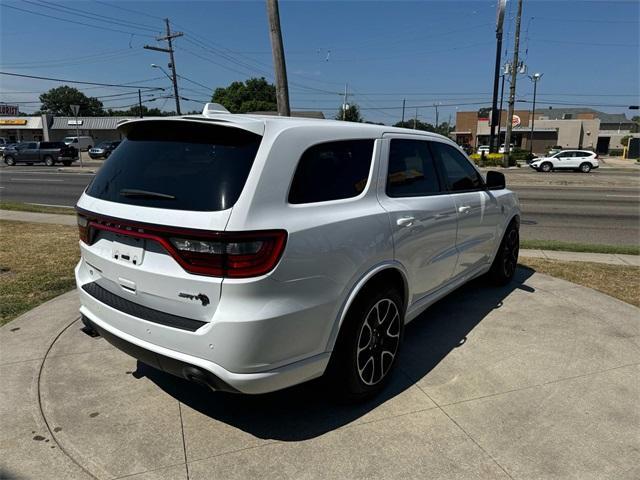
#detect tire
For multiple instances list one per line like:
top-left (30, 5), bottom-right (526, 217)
top-left (579, 162), bottom-right (592, 173)
top-left (44, 155), bottom-right (55, 167)
top-left (4, 156), bottom-right (15, 166)
top-left (489, 220), bottom-right (520, 285)
top-left (327, 285), bottom-right (404, 401)
top-left (540, 162), bottom-right (552, 173)
top-left (62, 161), bottom-right (72, 166)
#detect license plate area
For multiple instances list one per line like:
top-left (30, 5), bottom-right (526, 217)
top-left (112, 234), bottom-right (145, 266)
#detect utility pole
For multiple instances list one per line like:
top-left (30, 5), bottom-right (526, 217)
top-left (342, 83), bottom-right (349, 120)
top-left (266, 0), bottom-right (290, 116)
top-left (70, 104), bottom-right (82, 168)
top-left (138, 89), bottom-right (143, 118)
top-left (503, 0), bottom-right (523, 167)
top-left (401, 98), bottom-right (406, 123)
top-left (490, 0), bottom-right (507, 153)
top-left (434, 103), bottom-right (439, 129)
top-left (144, 19), bottom-right (183, 115)
top-left (497, 70), bottom-right (506, 147)
top-left (528, 72), bottom-right (543, 155)
top-left (414, 108), bottom-right (418, 129)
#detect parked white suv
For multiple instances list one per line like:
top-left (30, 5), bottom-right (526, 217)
top-left (75, 105), bottom-right (520, 399)
top-left (530, 150), bottom-right (599, 173)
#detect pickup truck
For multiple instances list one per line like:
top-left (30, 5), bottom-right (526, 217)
top-left (2, 141), bottom-right (79, 166)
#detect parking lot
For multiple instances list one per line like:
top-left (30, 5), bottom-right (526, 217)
top-left (2, 267), bottom-right (638, 480)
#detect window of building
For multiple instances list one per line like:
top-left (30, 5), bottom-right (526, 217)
top-left (288, 139), bottom-right (374, 204)
top-left (386, 139), bottom-right (441, 197)
top-left (431, 141), bottom-right (484, 192)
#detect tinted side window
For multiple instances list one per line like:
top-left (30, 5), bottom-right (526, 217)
top-left (386, 139), bottom-right (441, 197)
top-left (431, 142), bottom-right (483, 192)
top-left (27, 142), bottom-right (37, 149)
top-left (288, 139), bottom-right (374, 204)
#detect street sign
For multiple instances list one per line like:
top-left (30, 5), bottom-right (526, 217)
top-left (0, 104), bottom-right (19, 115)
top-left (70, 104), bottom-right (80, 116)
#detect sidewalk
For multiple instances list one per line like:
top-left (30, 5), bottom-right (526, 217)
top-left (1, 209), bottom-right (638, 266)
top-left (0, 209), bottom-right (76, 226)
top-left (598, 155), bottom-right (640, 168)
top-left (519, 248), bottom-right (640, 266)
top-left (2, 269), bottom-right (638, 479)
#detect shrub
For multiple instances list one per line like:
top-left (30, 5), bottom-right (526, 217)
top-left (608, 149), bottom-right (623, 156)
top-left (470, 153), bottom-right (503, 167)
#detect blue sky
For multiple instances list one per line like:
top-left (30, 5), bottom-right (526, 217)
top-left (1, 0), bottom-right (638, 124)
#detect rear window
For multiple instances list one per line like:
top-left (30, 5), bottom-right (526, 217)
top-left (85, 121), bottom-right (261, 211)
top-left (40, 142), bottom-right (66, 149)
top-left (288, 139), bottom-right (374, 204)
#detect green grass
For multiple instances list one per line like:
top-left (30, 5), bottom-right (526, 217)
top-left (521, 239), bottom-right (640, 256)
top-left (520, 259), bottom-right (640, 307)
top-left (0, 201), bottom-right (76, 215)
top-left (0, 220), bottom-right (79, 325)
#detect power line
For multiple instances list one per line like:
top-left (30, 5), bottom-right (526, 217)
top-left (1, 51), bottom-right (143, 70)
top-left (0, 3), bottom-right (155, 38)
top-left (1, 48), bottom-right (134, 67)
top-left (531, 39), bottom-right (638, 47)
top-left (534, 16), bottom-right (638, 24)
top-left (0, 71), bottom-right (165, 90)
top-left (517, 99), bottom-right (635, 108)
top-left (25, 0), bottom-right (160, 33)
top-left (94, 0), bottom-right (165, 22)
top-left (177, 74), bottom-right (213, 92)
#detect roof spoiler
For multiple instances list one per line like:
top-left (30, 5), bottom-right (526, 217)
top-left (202, 103), bottom-right (230, 115)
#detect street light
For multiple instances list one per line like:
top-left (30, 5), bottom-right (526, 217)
top-left (528, 72), bottom-right (543, 155)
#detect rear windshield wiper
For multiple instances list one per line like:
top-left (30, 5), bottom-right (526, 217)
top-left (119, 189), bottom-right (176, 200)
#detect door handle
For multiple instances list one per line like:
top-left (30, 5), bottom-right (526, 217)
top-left (396, 216), bottom-right (415, 227)
top-left (458, 205), bottom-right (472, 214)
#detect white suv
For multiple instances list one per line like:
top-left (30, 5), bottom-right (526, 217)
top-left (530, 150), bottom-right (599, 173)
top-left (75, 105), bottom-right (520, 399)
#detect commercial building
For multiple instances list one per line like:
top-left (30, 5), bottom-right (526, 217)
top-left (0, 117), bottom-right (44, 142)
top-left (1, 111), bottom-right (326, 145)
top-left (453, 107), bottom-right (636, 154)
top-left (0, 114), bottom-right (138, 144)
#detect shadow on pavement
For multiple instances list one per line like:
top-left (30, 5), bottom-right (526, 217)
top-left (140, 266), bottom-right (536, 441)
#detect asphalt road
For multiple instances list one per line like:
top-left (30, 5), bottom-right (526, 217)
top-left (1, 165), bottom-right (639, 246)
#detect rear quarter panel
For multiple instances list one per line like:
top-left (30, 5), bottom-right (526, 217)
top-left (224, 125), bottom-right (394, 358)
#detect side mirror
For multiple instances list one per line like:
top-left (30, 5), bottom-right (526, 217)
top-left (486, 171), bottom-right (506, 190)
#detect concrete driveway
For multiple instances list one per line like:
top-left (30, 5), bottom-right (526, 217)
top-left (1, 268), bottom-right (638, 480)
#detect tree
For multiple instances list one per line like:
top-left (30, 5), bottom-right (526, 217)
top-left (335, 103), bottom-right (363, 122)
top-left (477, 107), bottom-right (491, 118)
top-left (39, 86), bottom-right (104, 116)
top-left (394, 119), bottom-right (436, 131)
top-left (393, 120), bottom-right (454, 136)
top-left (106, 105), bottom-right (164, 117)
top-left (212, 77), bottom-right (277, 113)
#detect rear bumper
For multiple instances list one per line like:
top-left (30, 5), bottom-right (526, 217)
top-left (75, 255), bottom-right (334, 394)
top-left (80, 306), bottom-right (330, 394)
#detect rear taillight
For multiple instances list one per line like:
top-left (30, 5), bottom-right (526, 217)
top-left (169, 232), bottom-right (285, 278)
top-left (77, 213), bottom-right (89, 243)
top-left (76, 210), bottom-right (287, 278)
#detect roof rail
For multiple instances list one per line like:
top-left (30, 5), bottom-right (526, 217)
top-left (202, 103), bottom-right (230, 116)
